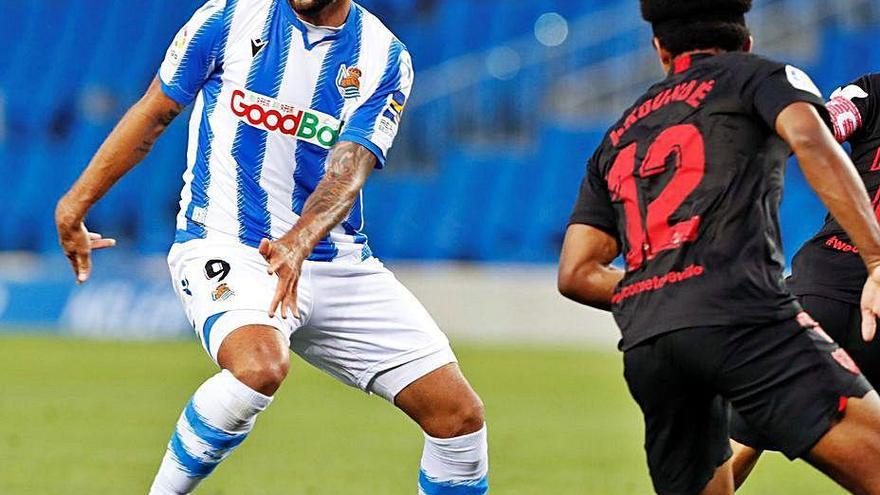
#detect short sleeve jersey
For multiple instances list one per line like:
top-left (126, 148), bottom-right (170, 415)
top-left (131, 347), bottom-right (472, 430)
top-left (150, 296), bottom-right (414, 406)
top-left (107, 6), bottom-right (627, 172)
top-left (788, 74), bottom-right (880, 304)
top-left (158, 0), bottom-right (413, 262)
top-left (569, 52), bottom-right (830, 350)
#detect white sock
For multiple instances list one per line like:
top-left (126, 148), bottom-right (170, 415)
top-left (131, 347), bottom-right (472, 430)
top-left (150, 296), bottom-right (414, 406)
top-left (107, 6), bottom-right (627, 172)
top-left (418, 425), bottom-right (489, 494)
top-left (148, 370), bottom-right (272, 495)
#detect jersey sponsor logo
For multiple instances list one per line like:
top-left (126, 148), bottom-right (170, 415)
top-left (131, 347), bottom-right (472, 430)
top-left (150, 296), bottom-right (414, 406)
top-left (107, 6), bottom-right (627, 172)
top-left (611, 264), bottom-right (706, 304)
top-left (610, 79), bottom-right (715, 146)
top-left (336, 65), bottom-right (363, 99)
top-left (211, 283), bottom-right (235, 302)
top-left (230, 87), bottom-right (341, 149)
top-left (785, 65), bottom-right (822, 98)
top-left (251, 37), bottom-right (268, 57)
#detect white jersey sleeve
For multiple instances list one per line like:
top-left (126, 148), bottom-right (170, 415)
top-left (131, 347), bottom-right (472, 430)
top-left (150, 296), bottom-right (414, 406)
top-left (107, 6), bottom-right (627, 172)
top-left (338, 42), bottom-right (413, 168)
top-left (158, 0), bottom-right (228, 106)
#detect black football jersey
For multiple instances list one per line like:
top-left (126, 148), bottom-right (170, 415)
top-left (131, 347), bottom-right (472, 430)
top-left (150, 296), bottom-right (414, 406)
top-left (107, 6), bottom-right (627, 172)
top-left (569, 52), bottom-right (829, 350)
top-left (788, 74), bottom-right (880, 304)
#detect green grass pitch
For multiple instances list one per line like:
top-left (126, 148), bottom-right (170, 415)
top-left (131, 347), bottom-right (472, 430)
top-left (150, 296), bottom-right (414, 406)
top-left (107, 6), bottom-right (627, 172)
top-left (0, 335), bottom-right (846, 494)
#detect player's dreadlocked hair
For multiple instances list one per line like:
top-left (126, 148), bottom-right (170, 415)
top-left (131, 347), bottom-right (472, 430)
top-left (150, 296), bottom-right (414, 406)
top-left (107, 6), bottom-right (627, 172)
top-left (640, 0), bottom-right (753, 56)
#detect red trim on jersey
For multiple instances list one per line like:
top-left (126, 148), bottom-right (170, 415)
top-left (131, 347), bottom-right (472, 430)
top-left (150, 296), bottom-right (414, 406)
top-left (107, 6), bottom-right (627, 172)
top-left (871, 147), bottom-right (880, 172)
top-left (838, 396), bottom-right (848, 414)
top-left (673, 54), bottom-right (692, 74)
top-left (832, 348), bottom-right (862, 375)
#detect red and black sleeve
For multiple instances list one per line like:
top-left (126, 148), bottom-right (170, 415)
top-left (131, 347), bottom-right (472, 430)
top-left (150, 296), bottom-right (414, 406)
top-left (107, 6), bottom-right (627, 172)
top-left (827, 74), bottom-right (879, 143)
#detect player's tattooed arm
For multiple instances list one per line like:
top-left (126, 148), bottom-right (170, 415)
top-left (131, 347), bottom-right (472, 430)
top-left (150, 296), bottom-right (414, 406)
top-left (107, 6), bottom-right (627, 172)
top-left (558, 224), bottom-right (624, 311)
top-left (260, 141), bottom-right (376, 318)
top-left (295, 141), bottom-right (376, 234)
top-left (56, 77), bottom-right (184, 283)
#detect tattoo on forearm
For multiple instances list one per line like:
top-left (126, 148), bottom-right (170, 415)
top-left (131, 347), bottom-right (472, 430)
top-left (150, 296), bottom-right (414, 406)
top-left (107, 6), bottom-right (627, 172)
top-left (160, 107), bottom-right (182, 126)
top-left (135, 140), bottom-right (154, 154)
top-left (133, 105), bottom-right (183, 155)
top-left (295, 141), bottom-right (375, 245)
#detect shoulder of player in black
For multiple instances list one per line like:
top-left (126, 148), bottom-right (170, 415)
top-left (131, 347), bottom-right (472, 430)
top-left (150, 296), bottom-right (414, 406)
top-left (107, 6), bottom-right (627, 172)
top-left (857, 73), bottom-right (880, 87)
top-left (698, 52), bottom-right (805, 94)
top-left (709, 51), bottom-right (782, 70)
top-left (836, 73), bottom-right (880, 98)
top-left (865, 73), bottom-right (880, 84)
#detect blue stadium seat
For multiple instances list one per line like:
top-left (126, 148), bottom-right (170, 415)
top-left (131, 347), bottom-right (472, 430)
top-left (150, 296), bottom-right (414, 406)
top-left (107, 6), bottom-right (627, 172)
top-left (0, 0), bottom-right (877, 265)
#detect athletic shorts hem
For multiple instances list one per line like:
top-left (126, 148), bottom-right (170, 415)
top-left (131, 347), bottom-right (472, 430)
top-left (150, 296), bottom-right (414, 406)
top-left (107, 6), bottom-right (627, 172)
top-left (656, 448), bottom-right (732, 495)
top-left (356, 341), bottom-right (455, 391)
top-left (368, 346), bottom-right (458, 403)
top-left (785, 385), bottom-right (872, 459)
top-left (203, 309), bottom-right (290, 363)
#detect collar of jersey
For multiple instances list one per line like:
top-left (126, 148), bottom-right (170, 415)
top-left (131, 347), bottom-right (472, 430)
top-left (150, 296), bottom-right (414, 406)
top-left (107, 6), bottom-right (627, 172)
top-left (282, 1), bottom-right (360, 51)
top-left (667, 52), bottom-right (716, 76)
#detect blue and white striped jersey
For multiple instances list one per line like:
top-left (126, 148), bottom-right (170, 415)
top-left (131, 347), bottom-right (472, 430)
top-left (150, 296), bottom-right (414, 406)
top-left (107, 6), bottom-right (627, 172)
top-left (159, 0), bottom-right (413, 262)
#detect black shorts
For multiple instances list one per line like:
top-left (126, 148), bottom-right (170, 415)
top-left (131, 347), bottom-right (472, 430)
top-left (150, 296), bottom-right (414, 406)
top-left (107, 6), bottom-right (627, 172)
top-left (801, 294), bottom-right (880, 384)
top-left (730, 295), bottom-right (879, 452)
top-left (625, 317), bottom-right (871, 495)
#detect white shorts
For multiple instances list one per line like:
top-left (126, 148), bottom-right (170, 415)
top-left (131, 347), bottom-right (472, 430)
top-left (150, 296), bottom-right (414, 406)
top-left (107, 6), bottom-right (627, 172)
top-left (166, 239), bottom-right (456, 402)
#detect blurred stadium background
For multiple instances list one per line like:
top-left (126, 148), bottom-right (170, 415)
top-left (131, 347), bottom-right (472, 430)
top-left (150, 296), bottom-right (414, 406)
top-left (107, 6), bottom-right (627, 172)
top-left (1, 0), bottom-right (879, 493)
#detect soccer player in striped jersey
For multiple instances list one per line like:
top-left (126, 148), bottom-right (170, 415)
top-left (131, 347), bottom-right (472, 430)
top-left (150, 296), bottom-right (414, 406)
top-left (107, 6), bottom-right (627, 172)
top-left (54, 1), bottom-right (489, 493)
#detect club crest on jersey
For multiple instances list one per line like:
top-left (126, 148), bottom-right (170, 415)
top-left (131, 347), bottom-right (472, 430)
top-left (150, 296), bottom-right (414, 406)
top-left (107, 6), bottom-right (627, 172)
top-left (211, 283), bottom-right (235, 302)
top-left (337, 65), bottom-right (362, 99)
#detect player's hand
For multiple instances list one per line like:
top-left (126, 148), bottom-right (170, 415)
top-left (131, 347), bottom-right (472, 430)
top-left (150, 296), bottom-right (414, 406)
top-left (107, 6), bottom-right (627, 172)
top-left (259, 238), bottom-right (305, 320)
top-left (55, 204), bottom-right (117, 284)
top-left (860, 266), bottom-right (880, 342)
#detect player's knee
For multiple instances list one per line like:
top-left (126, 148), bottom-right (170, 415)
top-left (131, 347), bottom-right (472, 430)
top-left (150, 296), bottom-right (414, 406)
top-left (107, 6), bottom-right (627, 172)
top-left (229, 356), bottom-right (290, 396)
top-left (457, 397), bottom-right (486, 435)
top-left (424, 395), bottom-right (485, 439)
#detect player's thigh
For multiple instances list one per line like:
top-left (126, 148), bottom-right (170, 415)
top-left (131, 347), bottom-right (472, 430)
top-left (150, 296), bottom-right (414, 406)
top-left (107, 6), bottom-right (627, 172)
top-left (167, 240), bottom-right (303, 363)
top-left (623, 337), bottom-right (731, 495)
top-left (806, 390), bottom-right (880, 494)
top-left (801, 294), bottom-right (880, 386)
top-left (720, 317), bottom-right (871, 460)
top-left (290, 258), bottom-right (456, 401)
